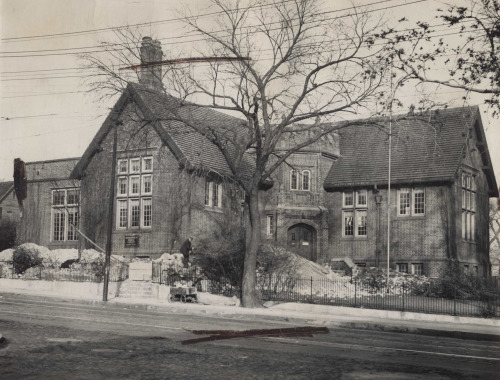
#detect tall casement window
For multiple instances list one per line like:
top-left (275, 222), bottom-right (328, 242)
top-left (290, 170), bottom-right (298, 190)
top-left (342, 190), bottom-right (367, 237)
top-left (266, 215), bottom-right (274, 236)
top-left (116, 156), bottom-right (153, 229)
top-left (52, 188), bottom-right (79, 241)
top-left (204, 180), bottom-right (223, 208)
top-left (302, 170), bottom-right (310, 191)
top-left (461, 173), bottom-right (476, 241)
top-left (290, 169), bottom-right (312, 191)
top-left (397, 188), bottom-right (425, 216)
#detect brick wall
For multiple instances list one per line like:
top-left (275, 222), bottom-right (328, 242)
top-left (79, 102), bottom-right (241, 258)
top-left (263, 151), bottom-right (336, 262)
top-left (0, 188), bottom-right (19, 223)
top-left (324, 185), bottom-right (452, 276)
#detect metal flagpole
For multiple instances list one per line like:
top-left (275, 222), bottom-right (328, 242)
top-left (386, 68), bottom-right (393, 293)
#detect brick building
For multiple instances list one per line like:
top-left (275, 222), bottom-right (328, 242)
top-left (10, 37), bottom-right (498, 277)
top-left (261, 107), bottom-right (498, 277)
top-left (0, 181), bottom-right (17, 223)
top-left (15, 158), bottom-right (81, 250)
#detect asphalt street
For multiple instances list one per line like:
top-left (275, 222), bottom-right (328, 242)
top-left (0, 294), bottom-right (499, 379)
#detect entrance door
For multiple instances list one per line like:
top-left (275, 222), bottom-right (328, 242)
top-left (287, 224), bottom-right (316, 261)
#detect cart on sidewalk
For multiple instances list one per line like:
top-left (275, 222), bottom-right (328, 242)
top-left (168, 286), bottom-right (197, 303)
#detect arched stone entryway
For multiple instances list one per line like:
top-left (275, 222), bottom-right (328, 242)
top-left (287, 223), bottom-right (317, 261)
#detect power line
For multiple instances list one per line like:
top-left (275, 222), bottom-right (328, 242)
top-left (1, 125), bottom-right (98, 141)
top-left (0, 28), bottom-right (484, 83)
top-left (1, 0), bottom-right (395, 51)
top-left (1, 112), bottom-right (95, 120)
top-left (0, 0), bottom-right (324, 42)
top-left (1, 16), bottom-right (475, 76)
top-left (0, 91), bottom-right (83, 98)
top-left (1, 75), bottom-right (84, 82)
top-left (0, 0), bottom-right (422, 58)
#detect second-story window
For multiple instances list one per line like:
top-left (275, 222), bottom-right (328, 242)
top-left (205, 180), bottom-right (223, 208)
top-left (116, 156), bottom-right (153, 229)
top-left (290, 169), bottom-right (312, 191)
top-left (462, 173), bottom-right (476, 242)
top-left (290, 170), bottom-right (298, 190)
top-left (302, 170), bottom-right (310, 191)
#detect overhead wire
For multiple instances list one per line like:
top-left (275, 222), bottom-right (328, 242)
top-left (0, 0), bottom-right (393, 43)
top-left (0, 0), bottom-right (424, 58)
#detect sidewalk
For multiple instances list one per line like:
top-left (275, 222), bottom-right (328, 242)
top-left (1, 279), bottom-right (499, 342)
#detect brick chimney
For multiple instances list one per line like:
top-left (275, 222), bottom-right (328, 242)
top-left (139, 37), bottom-right (163, 91)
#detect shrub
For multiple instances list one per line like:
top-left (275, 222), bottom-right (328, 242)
top-left (421, 262), bottom-right (498, 301)
top-left (13, 245), bottom-right (42, 274)
top-left (196, 226), bottom-right (246, 287)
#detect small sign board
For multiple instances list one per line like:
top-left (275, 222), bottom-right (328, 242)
top-left (125, 234), bottom-right (140, 247)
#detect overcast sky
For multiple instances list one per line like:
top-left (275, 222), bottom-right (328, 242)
top-left (1, 0), bottom-right (498, 184)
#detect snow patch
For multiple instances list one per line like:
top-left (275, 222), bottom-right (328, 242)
top-left (0, 248), bottom-right (14, 261)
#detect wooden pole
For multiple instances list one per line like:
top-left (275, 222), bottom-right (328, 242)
top-left (103, 120), bottom-right (120, 301)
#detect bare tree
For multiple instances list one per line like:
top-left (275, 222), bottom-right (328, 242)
top-left (387, 0), bottom-right (500, 115)
top-left (83, 0), bottom-right (394, 307)
top-left (490, 199), bottom-right (500, 274)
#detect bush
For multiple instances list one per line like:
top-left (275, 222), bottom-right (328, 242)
top-left (196, 226), bottom-right (246, 287)
top-left (427, 263), bottom-right (498, 301)
top-left (0, 219), bottom-right (17, 252)
top-left (13, 245), bottom-right (42, 274)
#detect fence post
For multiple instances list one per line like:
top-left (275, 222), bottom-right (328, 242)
top-left (39, 266), bottom-right (42, 280)
top-left (453, 287), bottom-right (457, 316)
top-left (310, 276), bottom-right (313, 303)
top-left (159, 262), bottom-right (162, 285)
top-left (354, 279), bottom-right (357, 307)
top-left (402, 282), bottom-right (405, 312)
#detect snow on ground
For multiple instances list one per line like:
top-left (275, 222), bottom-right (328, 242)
top-left (197, 293), bottom-right (240, 306)
top-left (154, 253), bottom-right (184, 264)
top-left (0, 248), bottom-right (14, 261)
top-left (80, 249), bottom-right (103, 263)
top-left (290, 254), bottom-right (345, 281)
top-left (42, 249), bottom-right (78, 265)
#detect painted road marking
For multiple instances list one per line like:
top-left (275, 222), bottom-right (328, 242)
top-left (0, 310), bottom-right (183, 331)
top-left (267, 337), bottom-right (500, 362)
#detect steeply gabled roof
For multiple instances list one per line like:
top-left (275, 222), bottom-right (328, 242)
top-left (71, 83), bottom-right (254, 182)
top-left (324, 106), bottom-right (498, 197)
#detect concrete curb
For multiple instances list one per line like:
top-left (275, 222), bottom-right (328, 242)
top-left (2, 291), bottom-right (499, 342)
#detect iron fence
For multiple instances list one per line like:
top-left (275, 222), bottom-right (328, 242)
top-left (258, 275), bottom-right (500, 318)
top-left (0, 260), bottom-right (128, 282)
top-left (2, 259), bottom-right (498, 318)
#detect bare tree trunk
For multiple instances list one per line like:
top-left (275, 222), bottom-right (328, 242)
top-left (241, 186), bottom-right (262, 308)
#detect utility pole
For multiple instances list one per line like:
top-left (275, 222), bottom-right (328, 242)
top-left (103, 119), bottom-right (121, 301)
top-left (386, 116), bottom-right (392, 293)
